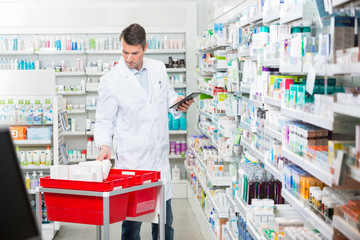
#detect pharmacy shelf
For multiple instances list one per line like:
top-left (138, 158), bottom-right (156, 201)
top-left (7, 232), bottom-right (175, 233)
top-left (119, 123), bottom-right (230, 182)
top-left (225, 188), bottom-right (239, 212)
top-left (86, 131), bottom-right (94, 135)
top-left (86, 107), bottom-right (97, 111)
top-left (194, 170), bottom-right (229, 218)
top-left (282, 147), bottom-right (333, 187)
top-left (263, 12), bottom-right (280, 23)
top-left (198, 42), bottom-right (231, 52)
top-left (0, 50), bottom-right (34, 55)
top-left (27, 189), bottom-right (36, 194)
top-left (86, 71), bottom-right (107, 76)
top-left (199, 87), bottom-right (212, 96)
top-left (1, 123), bottom-right (53, 127)
top-left (238, 50), bottom-right (250, 57)
top-left (263, 59), bottom-right (280, 67)
top-left (247, 220), bottom-right (264, 240)
top-left (86, 90), bottom-right (98, 93)
top-left (332, 0), bottom-right (353, 7)
top-left (206, 171), bottom-right (232, 187)
top-left (199, 109), bottom-right (212, 119)
top-left (264, 162), bottom-right (282, 182)
top-left (249, 99), bottom-right (264, 108)
top-left (55, 72), bottom-right (85, 76)
top-left (86, 50), bottom-right (122, 54)
top-left (349, 165), bottom-right (360, 183)
top-left (66, 109), bottom-right (86, 114)
top-left (36, 50), bottom-right (85, 55)
top-left (146, 49), bottom-right (186, 54)
top-left (224, 224), bottom-right (237, 240)
top-left (184, 160), bottom-right (194, 171)
top-left (240, 120), bottom-right (256, 133)
top-left (196, 126), bottom-right (218, 150)
top-left (281, 107), bottom-right (334, 131)
top-left (333, 216), bottom-right (360, 240)
top-left (240, 139), bottom-right (265, 162)
top-left (333, 103), bottom-right (360, 119)
top-left (13, 140), bottom-right (52, 145)
top-left (188, 142), bottom-right (206, 169)
top-left (56, 91), bottom-right (86, 95)
top-left (279, 64), bottom-right (303, 74)
top-left (169, 130), bottom-right (187, 135)
top-left (166, 68), bottom-right (186, 73)
top-left (62, 131), bottom-right (86, 136)
top-left (240, 86), bottom-right (250, 94)
top-left (172, 84), bottom-right (186, 88)
top-left (199, 67), bottom-right (217, 74)
top-left (234, 195), bottom-right (248, 215)
top-left (281, 189), bottom-right (333, 240)
top-left (22, 166), bottom-right (50, 171)
top-left (169, 155), bottom-right (185, 159)
top-left (187, 182), bottom-right (217, 240)
top-left (264, 97), bottom-right (281, 107)
top-left (280, 11), bottom-right (303, 24)
top-left (264, 126), bottom-right (282, 142)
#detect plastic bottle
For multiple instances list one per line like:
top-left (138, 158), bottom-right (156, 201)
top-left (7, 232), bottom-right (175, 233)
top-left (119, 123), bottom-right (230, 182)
top-left (180, 113), bottom-right (187, 130)
top-left (37, 171), bottom-right (43, 188)
top-left (172, 165), bottom-right (180, 181)
top-left (45, 145), bottom-right (51, 166)
top-left (172, 115), bottom-right (179, 130)
top-left (25, 172), bottom-right (30, 189)
top-left (30, 171), bottom-right (37, 189)
top-left (87, 137), bottom-right (93, 158)
top-left (168, 113), bottom-right (173, 130)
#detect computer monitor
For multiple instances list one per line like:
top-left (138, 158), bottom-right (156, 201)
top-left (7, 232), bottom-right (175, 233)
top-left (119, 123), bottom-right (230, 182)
top-left (0, 127), bottom-right (41, 240)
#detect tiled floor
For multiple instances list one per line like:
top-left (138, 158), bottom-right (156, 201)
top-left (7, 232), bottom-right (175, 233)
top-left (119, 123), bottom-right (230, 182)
top-left (53, 199), bottom-right (204, 240)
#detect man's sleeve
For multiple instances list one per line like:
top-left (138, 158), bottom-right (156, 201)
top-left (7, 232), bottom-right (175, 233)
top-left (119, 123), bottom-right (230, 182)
top-left (94, 77), bottom-right (118, 151)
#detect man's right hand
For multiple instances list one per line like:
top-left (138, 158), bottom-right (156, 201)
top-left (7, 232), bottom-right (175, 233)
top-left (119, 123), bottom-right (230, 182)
top-left (97, 145), bottom-right (111, 161)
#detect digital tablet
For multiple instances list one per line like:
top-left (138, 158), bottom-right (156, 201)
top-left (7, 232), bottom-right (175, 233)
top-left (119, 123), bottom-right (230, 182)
top-left (170, 92), bottom-right (201, 109)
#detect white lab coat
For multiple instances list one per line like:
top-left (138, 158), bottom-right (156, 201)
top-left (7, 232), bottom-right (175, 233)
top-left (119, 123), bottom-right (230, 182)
top-left (94, 57), bottom-right (180, 201)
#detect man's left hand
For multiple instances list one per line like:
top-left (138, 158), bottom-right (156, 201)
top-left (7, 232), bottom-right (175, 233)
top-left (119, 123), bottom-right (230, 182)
top-left (174, 95), bottom-right (195, 111)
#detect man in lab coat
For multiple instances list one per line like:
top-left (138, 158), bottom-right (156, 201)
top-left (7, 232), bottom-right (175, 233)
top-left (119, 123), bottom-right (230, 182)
top-left (94, 23), bottom-right (194, 240)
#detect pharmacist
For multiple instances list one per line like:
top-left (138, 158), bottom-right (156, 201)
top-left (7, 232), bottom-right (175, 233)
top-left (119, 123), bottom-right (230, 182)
top-left (94, 23), bottom-right (194, 240)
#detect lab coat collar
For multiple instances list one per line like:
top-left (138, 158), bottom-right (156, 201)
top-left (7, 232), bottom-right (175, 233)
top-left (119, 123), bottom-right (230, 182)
top-left (118, 57), bottom-right (153, 101)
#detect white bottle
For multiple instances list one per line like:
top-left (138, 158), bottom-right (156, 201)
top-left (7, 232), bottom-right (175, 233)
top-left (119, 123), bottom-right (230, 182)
top-left (163, 35), bottom-right (169, 49)
top-left (45, 145), bottom-right (51, 166)
top-left (172, 165), bottom-right (180, 181)
top-left (37, 171), bottom-right (43, 187)
top-left (87, 137), bottom-right (93, 158)
top-left (30, 171), bottom-right (37, 189)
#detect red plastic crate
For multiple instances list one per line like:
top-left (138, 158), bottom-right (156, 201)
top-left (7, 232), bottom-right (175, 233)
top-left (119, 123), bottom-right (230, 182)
top-left (40, 169), bottom-right (132, 225)
top-left (111, 169), bottom-right (161, 217)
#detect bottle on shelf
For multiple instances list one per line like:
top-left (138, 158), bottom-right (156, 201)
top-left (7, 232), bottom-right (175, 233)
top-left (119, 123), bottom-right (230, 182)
top-left (25, 172), bottom-right (30, 190)
top-left (30, 171), bottom-right (37, 190)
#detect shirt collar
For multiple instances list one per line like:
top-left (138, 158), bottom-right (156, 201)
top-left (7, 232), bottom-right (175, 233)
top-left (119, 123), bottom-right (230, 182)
top-left (120, 57), bottom-right (147, 74)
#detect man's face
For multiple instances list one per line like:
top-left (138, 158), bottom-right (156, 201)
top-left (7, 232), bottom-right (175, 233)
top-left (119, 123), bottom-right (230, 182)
top-left (121, 39), bottom-right (147, 70)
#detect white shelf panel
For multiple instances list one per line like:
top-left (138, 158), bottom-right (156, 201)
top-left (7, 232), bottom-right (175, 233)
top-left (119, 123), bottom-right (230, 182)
top-left (281, 189), bottom-right (333, 240)
top-left (333, 103), bottom-right (360, 119)
top-left (206, 171), bottom-right (232, 187)
top-left (199, 67), bottom-right (217, 74)
top-left (281, 107), bottom-right (334, 131)
top-left (264, 162), bottom-right (282, 182)
top-left (86, 107), bottom-right (97, 111)
top-left (0, 51), bottom-right (34, 55)
top-left (332, 0), bottom-right (352, 7)
top-left (280, 11), bottom-right (303, 24)
top-left (333, 216), bottom-right (360, 240)
top-left (36, 50), bottom-right (85, 55)
top-left (199, 109), bottom-right (213, 120)
top-left (349, 165), bottom-right (360, 183)
top-left (240, 139), bottom-right (265, 162)
top-left (264, 97), bottom-right (281, 107)
top-left (62, 131), bottom-right (86, 136)
top-left (224, 224), bottom-right (237, 240)
top-left (263, 12), bottom-right (280, 23)
top-left (238, 50), bottom-right (250, 57)
top-left (86, 71), bottom-right (108, 76)
top-left (247, 220), bottom-right (264, 240)
top-left (166, 68), bottom-right (186, 73)
top-left (66, 110), bottom-right (86, 114)
top-left (225, 188), bottom-right (239, 212)
top-left (198, 87), bottom-right (212, 96)
top-left (169, 155), bottom-right (185, 159)
top-left (240, 120), bottom-right (256, 133)
top-left (198, 42), bottom-right (231, 52)
top-left (240, 86), bottom-right (250, 94)
top-left (55, 72), bottom-right (85, 76)
top-left (234, 195), bottom-right (248, 215)
top-left (263, 59), bottom-right (280, 67)
top-left (279, 64), bottom-right (302, 74)
top-left (169, 130), bottom-right (187, 135)
top-left (172, 84), bottom-right (186, 88)
top-left (13, 140), bottom-right (52, 145)
top-left (282, 147), bottom-right (333, 186)
top-left (22, 166), bottom-right (50, 170)
top-left (56, 91), bottom-right (86, 95)
top-left (249, 99), bottom-right (264, 108)
top-left (264, 126), bottom-right (282, 142)
top-left (146, 49), bottom-right (186, 54)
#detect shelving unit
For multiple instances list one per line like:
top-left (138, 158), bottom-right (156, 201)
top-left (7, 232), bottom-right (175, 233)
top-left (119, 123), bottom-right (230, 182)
top-left (264, 127), bottom-right (282, 142)
top-left (264, 97), bottom-right (281, 107)
top-left (166, 68), bottom-right (186, 73)
top-left (333, 216), bottom-right (360, 240)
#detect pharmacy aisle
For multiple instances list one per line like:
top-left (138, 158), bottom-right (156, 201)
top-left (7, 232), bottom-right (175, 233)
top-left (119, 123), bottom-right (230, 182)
top-left (184, 1), bottom-right (360, 240)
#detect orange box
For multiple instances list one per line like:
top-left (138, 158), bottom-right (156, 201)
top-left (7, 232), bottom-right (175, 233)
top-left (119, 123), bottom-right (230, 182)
top-left (10, 126), bottom-right (27, 140)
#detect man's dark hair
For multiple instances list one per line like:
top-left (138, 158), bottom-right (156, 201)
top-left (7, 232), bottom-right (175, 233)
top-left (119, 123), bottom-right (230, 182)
top-left (120, 23), bottom-right (147, 49)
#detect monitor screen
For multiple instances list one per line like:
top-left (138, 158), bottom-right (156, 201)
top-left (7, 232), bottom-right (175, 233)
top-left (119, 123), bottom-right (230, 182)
top-left (0, 127), bottom-right (41, 240)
